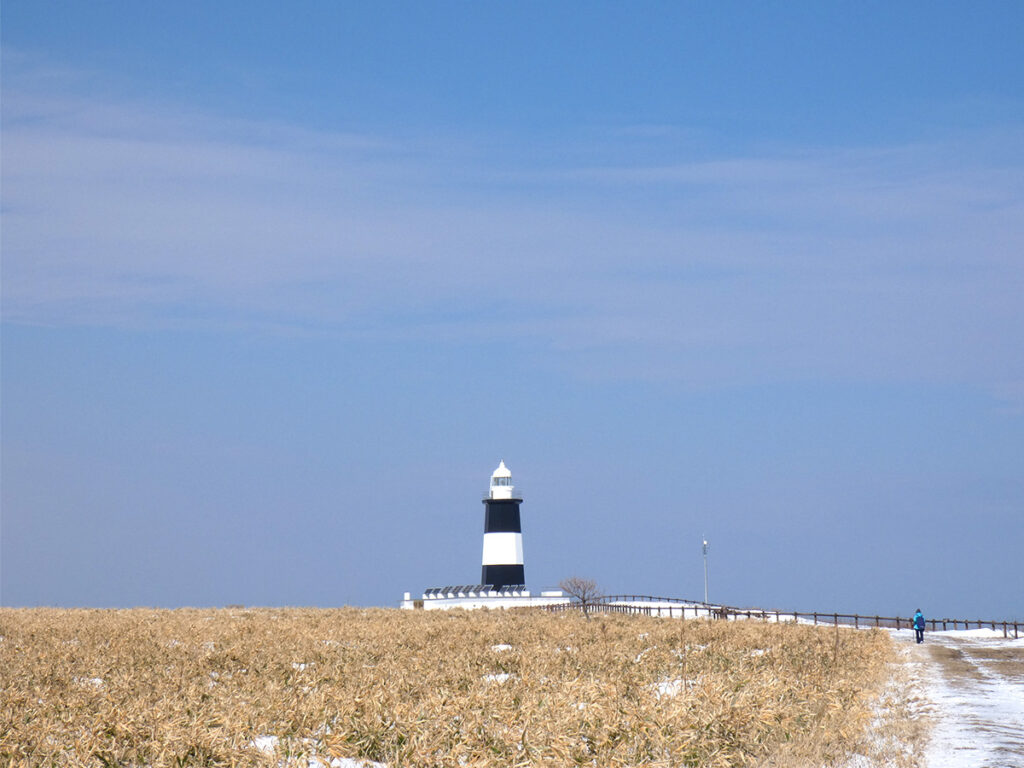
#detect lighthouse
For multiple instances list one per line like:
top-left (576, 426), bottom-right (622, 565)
top-left (481, 460), bottom-right (525, 590)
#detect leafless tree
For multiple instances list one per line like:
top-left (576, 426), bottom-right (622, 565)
top-left (559, 576), bottom-right (602, 619)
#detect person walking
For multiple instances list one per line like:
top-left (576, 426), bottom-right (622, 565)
top-left (913, 608), bottom-right (926, 644)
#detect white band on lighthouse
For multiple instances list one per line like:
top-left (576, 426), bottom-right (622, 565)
top-left (481, 532), bottom-right (524, 566)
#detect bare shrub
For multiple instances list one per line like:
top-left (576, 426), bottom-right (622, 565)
top-left (558, 576), bottom-right (602, 618)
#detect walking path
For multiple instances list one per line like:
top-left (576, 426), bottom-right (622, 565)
top-left (901, 629), bottom-right (1024, 767)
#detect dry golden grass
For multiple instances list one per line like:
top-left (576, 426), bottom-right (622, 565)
top-left (1, 608), bottom-right (895, 767)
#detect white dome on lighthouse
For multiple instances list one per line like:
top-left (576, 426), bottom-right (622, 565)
top-left (489, 460), bottom-right (515, 499)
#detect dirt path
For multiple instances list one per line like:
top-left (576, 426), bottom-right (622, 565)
top-left (902, 630), bottom-right (1024, 767)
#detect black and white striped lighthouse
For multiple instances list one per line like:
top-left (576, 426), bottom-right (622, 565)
top-left (481, 461), bottom-right (525, 590)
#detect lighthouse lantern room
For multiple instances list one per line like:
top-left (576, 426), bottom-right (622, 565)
top-left (481, 460), bottom-right (525, 590)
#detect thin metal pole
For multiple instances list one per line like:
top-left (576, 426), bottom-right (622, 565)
top-left (702, 538), bottom-right (709, 604)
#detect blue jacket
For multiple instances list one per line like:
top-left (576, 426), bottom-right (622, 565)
top-left (913, 611), bottom-right (925, 630)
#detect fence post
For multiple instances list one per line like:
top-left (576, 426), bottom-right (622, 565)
top-left (896, 616), bottom-right (901, 630)
top-left (854, 615), bottom-right (859, 629)
top-left (834, 613), bottom-right (838, 627)
top-left (874, 615), bottom-right (879, 628)
top-left (813, 613), bottom-right (818, 625)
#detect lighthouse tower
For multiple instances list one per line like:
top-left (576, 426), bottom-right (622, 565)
top-left (481, 460), bottom-right (525, 590)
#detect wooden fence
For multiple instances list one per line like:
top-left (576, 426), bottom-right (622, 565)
top-left (546, 594), bottom-right (1022, 639)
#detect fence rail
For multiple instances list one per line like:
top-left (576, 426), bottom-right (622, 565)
top-left (545, 596), bottom-right (1022, 639)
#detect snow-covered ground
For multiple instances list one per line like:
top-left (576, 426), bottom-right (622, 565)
top-left (897, 628), bottom-right (1024, 767)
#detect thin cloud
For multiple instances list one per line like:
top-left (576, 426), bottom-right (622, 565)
top-left (3, 61), bottom-right (1023, 404)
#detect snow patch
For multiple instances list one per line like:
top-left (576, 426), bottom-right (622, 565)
top-left (929, 628), bottom-right (1023, 640)
top-left (482, 673), bottom-right (514, 684)
top-left (672, 644), bottom-right (707, 659)
top-left (251, 733), bottom-right (388, 768)
top-left (634, 647), bottom-right (655, 663)
top-left (251, 735), bottom-right (278, 753)
top-left (908, 633), bottom-right (1024, 767)
top-left (490, 644), bottom-right (513, 652)
top-left (307, 758), bottom-right (388, 768)
top-left (653, 678), bottom-right (698, 698)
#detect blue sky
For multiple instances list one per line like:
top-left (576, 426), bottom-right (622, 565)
top-left (2, 2), bottom-right (1023, 618)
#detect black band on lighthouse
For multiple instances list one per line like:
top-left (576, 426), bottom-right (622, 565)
top-left (483, 500), bottom-right (522, 533)
top-left (482, 563), bottom-right (525, 589)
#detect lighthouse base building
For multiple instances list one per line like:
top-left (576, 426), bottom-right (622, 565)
top-left (401, 461), bottom-right (569, 610)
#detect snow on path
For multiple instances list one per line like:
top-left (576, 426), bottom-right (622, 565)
top-left (900, 629), bottom-right (1024, 768)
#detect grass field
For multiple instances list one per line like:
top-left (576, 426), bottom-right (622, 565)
top-left (1, 607), bottom-right (897, 767)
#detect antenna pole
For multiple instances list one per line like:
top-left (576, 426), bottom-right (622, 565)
top-left (702, 538), bottom-right (709, 604)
